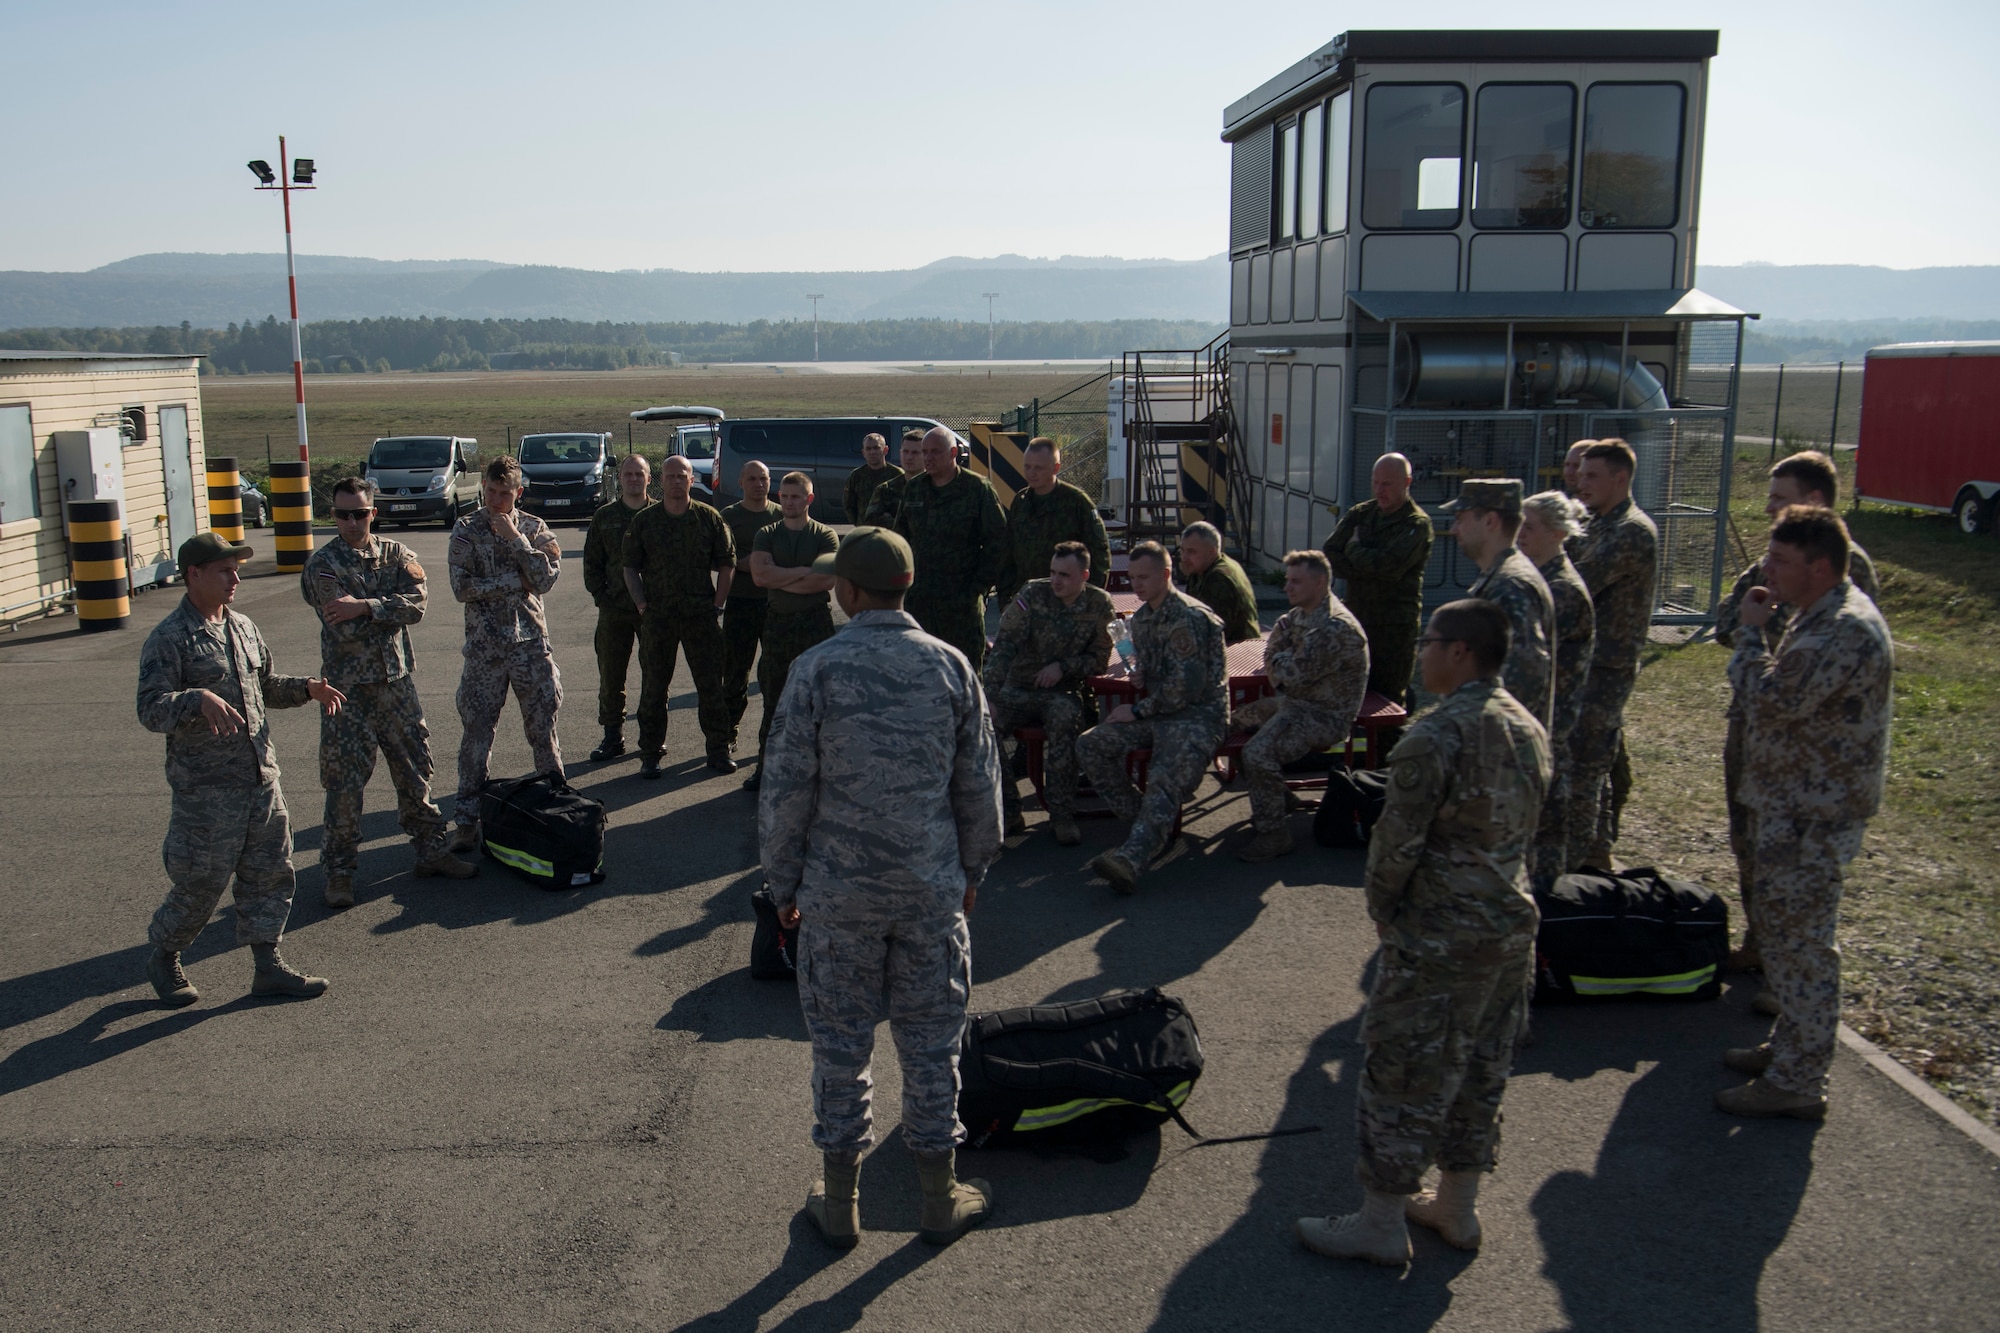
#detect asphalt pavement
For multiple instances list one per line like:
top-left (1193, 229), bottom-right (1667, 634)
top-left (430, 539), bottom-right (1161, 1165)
top-left (2, 524), bottom-right (1996, 1332)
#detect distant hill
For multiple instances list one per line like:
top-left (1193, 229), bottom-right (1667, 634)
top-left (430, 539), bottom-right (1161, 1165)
top-left (1694, 264), bottom-right (2000, 321)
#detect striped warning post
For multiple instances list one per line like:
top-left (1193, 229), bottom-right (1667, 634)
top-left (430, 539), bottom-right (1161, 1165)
top-left (206, 456), bottom-right (244, 544)
top-left (67, 500), bottom-right (130, 632)
top-left (968, 421), bottom-right (1031, 509)
top-left (267, 460), bottom-right (313, 572)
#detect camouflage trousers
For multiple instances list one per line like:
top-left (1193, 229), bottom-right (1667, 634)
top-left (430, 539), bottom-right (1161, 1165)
top-left (721, 596), bottom-right (767, 743)
top-left (1356, 938), bottom-right (1533, 1195)
top-left (1723, 714), bottom-right (1756, 923)
top-left (756, 606), bottom-right (836, 758)
top-left (1358, 609), bottom-right (1421, 707)
top-left (906, 589), bottom-right (987, 673)
top-left (1233, 696), bottom-right (1351, 833)
top-left (990, 686), bottom-right (1091, 817)
top-left (796, 909), bottom-right (972, 1156)
top-left (638, 608), bottom-right (729, 756)
top-left (1563, 667), bottom-right (1636, 871)
top-left (594, 607), bottom-right (643, 728)
top-left (1531, 765), bottom-right (1572, 887)
top-left (457, 640), bottom-right (563, 824)
top-left (149, 782), bottom-right (296, 950)
top-left (321, 678), bottom-right (447, 875)
top-left (1751, 812), bottom-right (1864, 1098)
top-left (1077, 714), bottom-right (1226, 868)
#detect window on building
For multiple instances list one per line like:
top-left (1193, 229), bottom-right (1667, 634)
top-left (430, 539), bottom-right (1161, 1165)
top-left (1363, 84), bottom-right (1465, 229)
top-left (1472, 83), bottom-right (1574, 229)
top-left (1325, 90), bottom-right (1351, 233)
top-left (1278, 121), bottom-right (1299, 242)
top-left (1298, 103), bottom-right (1322, 239)
top-left (1579, 82), bottom-right (1685, 229)
top-left (0, 404), bottom-right (37, 524)
top-left (1230, 125), bottom-right (1275, 253)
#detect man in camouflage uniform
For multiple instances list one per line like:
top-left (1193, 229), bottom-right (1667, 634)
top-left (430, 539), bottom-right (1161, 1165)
top-left (582, 453), bottom-right (653, 762)
top-left (843, 431), bottom-right (901, 525)
top-left (1566, 440), bottom-right (1658, 872)
top-left (1717, 506), bottom-right (1891, 1121)
top-left (1324, 453), bottom-right (1433, 705)
top-left (1447, 479), bottom-right (1555, 732)
top-left (1178, 521), bottom-right (1261, 644)
top-left (982, 539), bottom-right (1115, 846)
top-left (744, 471), bottom-right (840, 791)
top-left (1516, 491), bottom-right (1595, 885)
top-left (760, 527), bottom-right (1003, 1250)
top-left (622, 454), bottom-right (737, 777)
top-left (862, 429), bottom-right (927, 526)
top-left (1233, 550), bottom-right (1369, 864)
top-left (302, 478), bottom-right (474, 909)
top-left (1078, 541), bottom-right (1229, 895)
top-left (138, 532), bottom-right (343, 1007)
top-left (1716, 450), bottom-right (1881, 975)
top-left (994, 438), bottom-right (1110, 604)
top-left (448, 455), bottom-right (565, 847)
top-left (893, 425), bottom-right (1007, 670)
top-left (1298, 599), bottom-right (1549, 1266)
top-left (720, 460), bottom-right (783, 753)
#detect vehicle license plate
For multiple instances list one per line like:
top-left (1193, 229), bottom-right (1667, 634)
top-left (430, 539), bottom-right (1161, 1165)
top-left (388, 503), bottom-right (416, 513)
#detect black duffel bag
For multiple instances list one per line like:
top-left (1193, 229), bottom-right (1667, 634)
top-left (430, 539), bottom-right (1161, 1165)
top-left (1313, 769), bottom-right (1389, 848)
top-left (479, 772), bottom-right (607, 890)
top-left (958, 988), bottom-right (1204, 1148)
top-left (748, 887), bottom-right (798, 980)
top-left (1534, 867), bottom-right (1729, 1003)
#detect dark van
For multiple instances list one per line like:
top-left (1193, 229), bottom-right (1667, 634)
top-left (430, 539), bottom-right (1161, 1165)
top-left (711, 417), bottom-right (959, 524)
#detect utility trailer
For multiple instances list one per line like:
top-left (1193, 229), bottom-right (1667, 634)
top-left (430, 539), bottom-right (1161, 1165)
top-left (1854, 341), bottom-right (2000, 534)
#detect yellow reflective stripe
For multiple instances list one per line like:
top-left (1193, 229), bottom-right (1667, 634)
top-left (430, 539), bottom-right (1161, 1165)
top-left (484, 840), bottom-right (553, 878)
top-left (1570, 966), bottom-right (1715, 995)
top-left (1010, 1080), bottom-right (1192, 1132)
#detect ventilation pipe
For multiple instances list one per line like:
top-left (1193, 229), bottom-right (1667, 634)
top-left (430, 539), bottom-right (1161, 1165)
top-left (1394, 334), bottom-right (1669, 412)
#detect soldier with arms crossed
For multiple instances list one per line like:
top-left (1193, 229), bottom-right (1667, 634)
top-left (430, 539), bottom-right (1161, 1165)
top-left (582, 454), bottom-right (652, 762)
top-left (719, 461), bottom-right (783, 757)
top-left (742, 471), bottom-right (839, 791)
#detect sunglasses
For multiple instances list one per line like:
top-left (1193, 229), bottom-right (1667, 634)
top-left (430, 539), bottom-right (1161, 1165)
top-left (333, 507), bottom-right (374, 521)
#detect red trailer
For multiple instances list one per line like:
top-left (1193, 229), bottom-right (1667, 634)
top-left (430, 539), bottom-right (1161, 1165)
top-left (1855, 341), bottom-right (2000, 534)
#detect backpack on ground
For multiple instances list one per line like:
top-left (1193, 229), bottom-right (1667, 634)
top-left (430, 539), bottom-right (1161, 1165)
top-left (478, 772), bottom-right (606, 890)
top-left (749, 887), bottom-right (798, 980)
top-left (1313, 769), bottom-right (1388, 848)
top-left (1534, 867), bottom-right (1729, 1003)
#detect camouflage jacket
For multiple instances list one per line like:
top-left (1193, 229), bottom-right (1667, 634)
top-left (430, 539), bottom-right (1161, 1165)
top-left (1469, 546), bottom-right (1556, 731)
top-left (1186, 552), bottom-right (1261, 644)
top-left (622, 500), bottom-right (734, 615)
top-left (1715, 542), bottom-right (1879, 648)
top-left (448, 506), bottom-right (561, 649)
top-left (844, 463), bottom-right (902, 525)
top-left (300, 535), bottom-right (426, 686)
top-left (1131, 587), bottom-right (1228, 730)
top-left (861, 471), bottom-right (912, 527)
top-left (1365, 677), bottom-right (1551, 960)
top-left (1537, 551), bottom-right (1595, 747)
top-left (752, 517), bottom-right (840, 614)
top-left (759, 609), bottom-right (1003, 915)
top-left (720, 501), bottom-right (782, 600)
top-left (1728, 579), bottom-right (1893, 821)
top-left (137, 597), bottom-right (314, 789)
top-left (1323, 497), bottom-right (1434, 631)
top-left (995, 480), bottom-right (1110, 602)
top-left (1572, 496), bottom-right (1659, 676)
top-left (893, 468), bottom-right (1008, 600)
top-left (583, 498), bottom-right (648, 616)
top-left (982, 580), bottom-right (1115, 695)
top-left (1264, 591), bottom-right (1370, 721)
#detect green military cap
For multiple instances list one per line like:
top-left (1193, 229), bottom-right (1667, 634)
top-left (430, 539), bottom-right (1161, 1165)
top-left (814, 525), bottom-right (914, 590)
top-left (1442, 477), bottom-right (1523, 517)
top-left (178, 530), bottom-right (254, 569)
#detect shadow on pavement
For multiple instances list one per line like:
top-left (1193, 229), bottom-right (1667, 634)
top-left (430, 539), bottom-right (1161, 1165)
top-left (0, 915), bottom-right (241, 1036)
top-left (635, 870), bottom-right (763, 959)
top-left (0, 988), bottom-right (269, 1098)
top-left (668, 1215), bottom-right (854, 1332)
top-left (657, 969), bottom-right (806, 1044)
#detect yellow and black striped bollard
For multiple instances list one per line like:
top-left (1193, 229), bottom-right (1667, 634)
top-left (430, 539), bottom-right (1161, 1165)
top-left (268, 460), bottom-right (314, 573)
top-left (206, 455), bottom-right (244, 544)
top-left (68, 499), bottom-right (130, 632)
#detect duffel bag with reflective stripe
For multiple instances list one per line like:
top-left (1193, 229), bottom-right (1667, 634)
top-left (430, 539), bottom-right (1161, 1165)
top-left (479, 771), bottom-right (607, 890)
top-left (1534, 867), bottom-right (1728, 1002)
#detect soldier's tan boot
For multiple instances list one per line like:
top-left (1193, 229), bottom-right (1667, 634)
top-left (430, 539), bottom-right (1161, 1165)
top-left (145, 947), bottom-right (199, 1008)
top-left (250, 944), bottom-right (329, 999)
top-left (1296, 1189), bottom-right (1412, 1266)
top-left (323, 872), bottom-right (355, 909)
top-left (1715, 1076), bottom-right (1827, 1120)
top-left (1723, 1043), bottom-right (1774, 1075)
top-left (1405, 1171), bottom-right (1483, 1251)
top-left (1236, 827), bottom-right (1296, 863)
top-left (804, 1151), bottom-right (861, 1250)
top-left (1091, 850), bottom-right (1139, 896)
top-left (447, 822), bottom-right (480, 854)
top-left (414, 849), bottom-right (478, 880)
top-left (1049, 811), bottom-right (1081, 847)
top-left (916, 1150), bottom-right (991, 1245)
top-left (1752, 988), bottom-right (1781, 1017)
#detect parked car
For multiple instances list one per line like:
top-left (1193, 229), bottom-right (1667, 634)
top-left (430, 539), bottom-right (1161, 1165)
top-left (630, 405), bottom-right (725, 499)
top-left (710, 416), bottom-right (962, 524)
top-left (517, 432), bottom-right (615, 522)
top-left (241, 482), bottom-right (269, 528)
top-left (361, 436), bottom-right (480, 526)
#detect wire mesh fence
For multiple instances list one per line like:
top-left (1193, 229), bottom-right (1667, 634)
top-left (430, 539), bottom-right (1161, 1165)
top-left (1003, 368), bottom-right (1113, 503)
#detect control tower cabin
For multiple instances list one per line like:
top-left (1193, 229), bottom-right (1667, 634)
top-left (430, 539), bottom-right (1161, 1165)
top-left (1221, 29), bottom-right (1747, 619)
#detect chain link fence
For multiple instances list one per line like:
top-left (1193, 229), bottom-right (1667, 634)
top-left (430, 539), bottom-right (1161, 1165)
top-left (1003, 368), bottom-right (1113, 502)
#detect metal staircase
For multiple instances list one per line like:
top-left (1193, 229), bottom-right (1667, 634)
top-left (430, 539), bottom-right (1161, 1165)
top-left (1119, 332), bottom-right (1248, 553)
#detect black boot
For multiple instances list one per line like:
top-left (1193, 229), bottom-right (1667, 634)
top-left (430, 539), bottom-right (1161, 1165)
top-left (590, 727), bottom-right (626, 762)
top-left (639, 752), bottom-right (663, 780)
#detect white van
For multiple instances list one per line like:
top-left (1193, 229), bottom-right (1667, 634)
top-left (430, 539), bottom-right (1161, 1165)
top-left (362, 436), bottom-right (480, 526)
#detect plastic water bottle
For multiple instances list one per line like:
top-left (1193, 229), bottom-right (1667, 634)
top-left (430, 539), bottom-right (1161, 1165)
top-left (1111, 614), bottom-right (1134, 664)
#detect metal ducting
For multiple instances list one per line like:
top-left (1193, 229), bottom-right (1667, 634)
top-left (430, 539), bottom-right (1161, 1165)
top-left (1395, 334), bottom-right (1669, 412)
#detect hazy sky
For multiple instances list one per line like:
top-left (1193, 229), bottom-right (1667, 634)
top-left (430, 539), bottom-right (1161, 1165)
top-left (5, 0), bottom-right (1995, 273)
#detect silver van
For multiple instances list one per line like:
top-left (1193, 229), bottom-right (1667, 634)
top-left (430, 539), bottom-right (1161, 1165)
top-left (363, 435), bottom-right (480, 526)
top-left (518, 432), bottom-right (614, 522)
top-left (711, 417), bottom-right (959, 525)
top-left (631, 405), bottom-right (725, 499)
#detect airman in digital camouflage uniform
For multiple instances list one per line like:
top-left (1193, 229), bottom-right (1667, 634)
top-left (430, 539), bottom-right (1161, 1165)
top-left (1298, 599), bottom-right (1549, 1267)
top-left (138, 532), bottom-right (344, 1007)
top-left (744, 471), bottom-right (839, 791)
top-left (1324, 453), bottom-right (1434, 705)
top-left (1078, 541), bottom-right (1228, 895)
top-left (994, 438), bottom-right (1110, 604)
top-left (1177, 521), bottom-right (1261, 644)
top-left (893, 425), bottom-right (1007, 670)
top-left (1448, 479), bottom-right (1555, 732)
top-left (448, 455), bottom-right (565, 847)
top-left (302, 477), bottom-right (474, 909)
top-left (1518, 491), bottom-right (1595, 885)
top-left (1714, 451), bottom-right (1879, 973)
top-left (982, 540), bottom-right (1115, 846)
top-left (582, 453), bottom-right (653, 762)
top-left (759, 526), bottom-right (1003, 1250)
top-left (1566, 440), bottom-right (1658, 872)
top-left (861, 430), bottom-right (927, 526)
top-left (1232, 550), bottom-right (1369, 864)
top-left (622, 454), bottom-right (737, 778)
top-left (843, 431), bottom-right (902, 525)
top-left (1717, 506), bottom-right (1891, 1121)
top-left (720, 460), bottom-right (784, 754)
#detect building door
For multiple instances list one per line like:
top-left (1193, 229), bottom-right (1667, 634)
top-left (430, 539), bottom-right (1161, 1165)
top-left (160, 405), bottom-right (197, 553)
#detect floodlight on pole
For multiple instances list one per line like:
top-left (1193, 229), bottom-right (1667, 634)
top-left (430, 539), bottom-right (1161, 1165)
top-left (806, 293), bottom-right (825, 362)
top-left (247, 160), bottom-right (276, 185)
top-left (248, 134), bottom-right (316, 463)
top-left (981, 292), bottom-right (1000, 360)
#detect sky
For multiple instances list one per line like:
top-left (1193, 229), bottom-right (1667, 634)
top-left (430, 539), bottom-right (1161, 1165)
top-left (3, 0), bottom-right (1996, 274)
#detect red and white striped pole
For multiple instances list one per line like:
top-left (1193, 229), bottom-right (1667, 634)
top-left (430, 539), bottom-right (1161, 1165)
top-left (251, 136), bottom-right (317, 572)
top-left (279, 134), bottom-right (308, 463)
